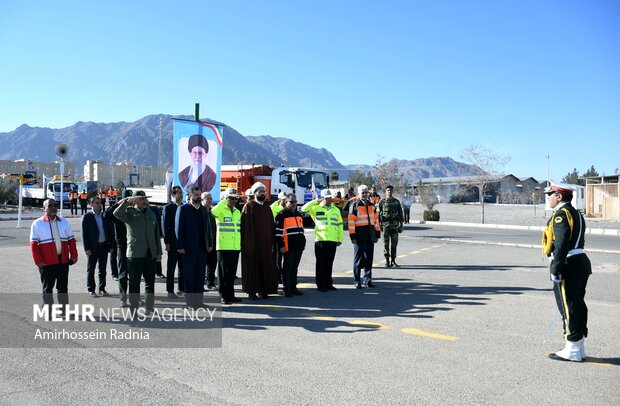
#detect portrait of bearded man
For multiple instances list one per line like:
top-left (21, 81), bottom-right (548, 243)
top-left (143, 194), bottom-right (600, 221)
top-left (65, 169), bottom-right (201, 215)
top-left (178, 134), bottom-right (217, 192)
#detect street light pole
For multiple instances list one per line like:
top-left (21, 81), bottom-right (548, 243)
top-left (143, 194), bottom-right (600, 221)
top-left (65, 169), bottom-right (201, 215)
top-left (545, 154), bottom-right (550, 187)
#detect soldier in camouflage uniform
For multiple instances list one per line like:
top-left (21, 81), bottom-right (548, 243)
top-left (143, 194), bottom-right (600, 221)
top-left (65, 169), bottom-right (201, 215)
top-left (378, 185), bottom-right (404, 267)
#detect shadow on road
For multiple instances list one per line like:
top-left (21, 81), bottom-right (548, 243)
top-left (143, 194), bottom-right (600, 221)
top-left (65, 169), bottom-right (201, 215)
top-left (221, 275), bottom-right (548, 333)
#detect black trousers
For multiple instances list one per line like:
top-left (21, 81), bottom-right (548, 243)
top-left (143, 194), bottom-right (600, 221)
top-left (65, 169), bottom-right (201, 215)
top-left (206, 249), bottom-right (217, 286)
top-left (70, 199), bottom-right (78, 215)
top-left (86, 245), bottom-right (108, 293)
top-left (403, 207), bottom-right (410, 223)
top-left (40, 257), bottom-right (69, 306)
top-left (218, 250), bottom-right (240, 301)
top-left (166, 247), bottom-right (184, 293)
top-left (127, 256), bottom-right (156, 312)
top-left (182, 251), bottom-right (206, 307)
top-left (353, 240), bottom-right (374, 284)
top-left (315, 241), bottom-right (337, 289)
top-left (109, 245), bottom-right (118, 278)
top-left (273, 246), bottom-right (284, 283)
top-left (283, 249), bottom-right (303, 294)
top-left (117, 243), bottom-right (128, 302)
top-left (80, 201), bottom-right (88, 215)
top-left (553, 254), bottom-right (591, 342)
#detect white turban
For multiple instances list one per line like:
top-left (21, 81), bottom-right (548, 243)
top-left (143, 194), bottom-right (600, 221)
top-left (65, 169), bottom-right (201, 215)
top-left (251, 182), bottom-right (266, 195)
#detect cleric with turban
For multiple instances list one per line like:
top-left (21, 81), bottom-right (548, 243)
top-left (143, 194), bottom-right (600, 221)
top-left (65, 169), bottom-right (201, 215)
top-left (178, 134), bottom-right (217, 192)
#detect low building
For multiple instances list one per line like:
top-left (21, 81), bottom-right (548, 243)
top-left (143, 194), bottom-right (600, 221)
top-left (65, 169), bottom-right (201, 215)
top-left (585, 175), bottom-right (620, 219)
top-left (0, 159), bottom-right (75, 184)
top-left (83, 160), bottom-right (167, 188)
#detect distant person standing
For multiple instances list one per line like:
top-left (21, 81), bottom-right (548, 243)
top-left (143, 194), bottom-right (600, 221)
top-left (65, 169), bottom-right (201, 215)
top-left (98, 188), bottom-right (107, 211)
top-left (348, 185), bottom-right (381, 288)
top-left (162, 186), bottom-right (184, 297)
top-left (30, 198), bottom-right (78, 308)
top-left (378, 185), bottom-right (404, 267)
top-left (79, 190), bottom-right (89, 215)
top-left (402, 192), bottom-right (413, 224)
top-left (114, 191), bottom-right (162, 315)
top-left (368, 186), bottom-right (381, 206)
top-left (302, 189), bottom-right (344, 292)
top-left (543, 183), bottom-right (592, 362)
top-left (275, 193), bottom-right (306, 297)
top-left (69, 189), bottom-right (79, 216)
top-left (271, 191), bottom-right (287, 284)
top-left (241, 182), bottom-right (278, 299)
top-left (82, 197), bottom-right (114, 297)
top-left (201, 191), bottom-right (217, 290)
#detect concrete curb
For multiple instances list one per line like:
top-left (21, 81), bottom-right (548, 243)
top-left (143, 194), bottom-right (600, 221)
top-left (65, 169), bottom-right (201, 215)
top-left (413, 220), bottom-right (620, 237)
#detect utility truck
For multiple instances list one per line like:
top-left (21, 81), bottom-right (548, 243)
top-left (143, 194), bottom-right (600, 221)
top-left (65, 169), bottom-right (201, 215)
top-left (21, 178), bottom-right (78, 208)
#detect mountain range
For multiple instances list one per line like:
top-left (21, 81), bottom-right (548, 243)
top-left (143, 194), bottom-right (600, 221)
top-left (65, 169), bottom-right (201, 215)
top-left (0, 114), bottom-right (479, 183)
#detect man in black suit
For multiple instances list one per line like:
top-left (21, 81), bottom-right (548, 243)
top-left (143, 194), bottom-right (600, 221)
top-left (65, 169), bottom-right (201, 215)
top-left (162, 185), bottom-right (184, 298)
top-left (82, 196), bottom-right (114, 297)
top-left (175, 186), bottom-right (213, 309)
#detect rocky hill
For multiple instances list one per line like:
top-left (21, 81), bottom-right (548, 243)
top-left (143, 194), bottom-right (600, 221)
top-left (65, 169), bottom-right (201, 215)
top-left (1, 114), bottom-right (478, 181)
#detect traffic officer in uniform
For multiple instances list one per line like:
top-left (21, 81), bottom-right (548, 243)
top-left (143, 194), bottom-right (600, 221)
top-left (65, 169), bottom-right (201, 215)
top-left (79, 190), bottom-right (89, 215)
top-left (378, 185), bottom-right (404, 267)
top-left (302, 189), bottom-right (344, 292)
top-left (69, 188), bottom-right (79, 216)
top-left (211, 188), bottom-right (242, 304)
top-left (542, 183), bottom-right (591, 362)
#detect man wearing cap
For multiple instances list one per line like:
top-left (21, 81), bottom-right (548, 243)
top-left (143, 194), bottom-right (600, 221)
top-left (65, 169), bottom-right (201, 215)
top-left (105, 189), bottom-right (132, 307)
top-left (212, 188), bottom-right (242, 304)
top-left (114, 191), bottom-right (162, 315)
top-left (241, 182), bottom-right (278, 299)
top-left (543, 183), bottom-right (591, 362)
top-left (201, 191), bottom-right (218, 290)
top-left (378, 185), bottom-right (404, 267)
top-left (162, 186), bottom-right (184, 298)
top-left (178, 133), bottom-right (217, 192)
top-left (175, 186), bottom-right (213, 309)
top-left (302, 189), bottom-right (344, 292)
top-left (348, 184), bottom-right (381, 288)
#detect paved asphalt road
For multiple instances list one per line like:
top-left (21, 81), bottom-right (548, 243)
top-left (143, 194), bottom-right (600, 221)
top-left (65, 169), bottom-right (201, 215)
top-left (0, 218), bottom-right (618, 405)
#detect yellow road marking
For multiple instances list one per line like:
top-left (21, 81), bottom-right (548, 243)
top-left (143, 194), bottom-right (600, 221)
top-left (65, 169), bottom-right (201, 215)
top-left (349, 320), bottom-right (389, 330)
top-left (397, 254), bottom-right (407, 259)
top-left (252, 305), bottom-right (288, 311)
top-left (401, 328), bottom-right (459, 341)
top-left (297, 283), bottom-right (314, 288)
top-left (408, 251), bottom-right (421, 255)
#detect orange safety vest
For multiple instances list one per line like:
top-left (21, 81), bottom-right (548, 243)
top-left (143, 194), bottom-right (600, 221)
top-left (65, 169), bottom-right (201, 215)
top-left (69, 191), bottom-right (79, 200)
top-left (79, 193), bottom-right (88, 200)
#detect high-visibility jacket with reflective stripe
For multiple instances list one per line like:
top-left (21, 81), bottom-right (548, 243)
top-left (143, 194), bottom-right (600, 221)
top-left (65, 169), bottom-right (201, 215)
top-left (211, 200), bottom-right (241, 251)
top-left (348, 200), bottom-right (380, 241)
top-left (271, 201), bottom-right (284, 218)
top-left (275, 210), bottom-right (306, 253)
top-left (301, 199), bottom-right (343, 243)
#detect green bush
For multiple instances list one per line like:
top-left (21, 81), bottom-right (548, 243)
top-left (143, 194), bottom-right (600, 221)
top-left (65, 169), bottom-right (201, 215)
top-left (423, 209), bottom-right (440, 221)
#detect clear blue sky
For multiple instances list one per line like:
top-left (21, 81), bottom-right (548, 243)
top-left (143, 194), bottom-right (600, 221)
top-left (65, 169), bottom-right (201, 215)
top-left (1, 0), bottom-right (619, 181)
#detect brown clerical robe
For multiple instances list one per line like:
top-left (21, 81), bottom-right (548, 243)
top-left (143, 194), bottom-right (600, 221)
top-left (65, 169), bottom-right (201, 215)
top-left (241, 200), bottom-right (278, 295)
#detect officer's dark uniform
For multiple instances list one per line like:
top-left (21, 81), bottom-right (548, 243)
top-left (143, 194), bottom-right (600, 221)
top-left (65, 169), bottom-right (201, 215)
top-left (543, 184), bottom-right (591, 361)
top-left (79, 191), bottom-right (89, 215)
top-left (69, 190), bottom-right (79, 216)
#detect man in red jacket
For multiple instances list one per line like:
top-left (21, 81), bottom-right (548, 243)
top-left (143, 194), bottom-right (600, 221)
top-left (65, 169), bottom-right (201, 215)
top-left (30, 198), bottom-right (78, 308)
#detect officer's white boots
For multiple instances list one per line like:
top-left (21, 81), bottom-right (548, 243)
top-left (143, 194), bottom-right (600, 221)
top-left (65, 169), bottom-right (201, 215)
top-left (579, 338), bottom-right (586, 359)
top-left (554, 339), bottom-right (583, 362)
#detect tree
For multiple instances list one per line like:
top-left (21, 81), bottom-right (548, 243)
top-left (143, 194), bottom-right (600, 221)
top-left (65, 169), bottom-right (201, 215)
top-left (0, 177), bottom-right (18, 207)
top-left (417, 180), bottom-right (438, 210)
top-left (347, 170), bottom-right (374, 190)
top-left (329, 171), bottom-right (339, 182)
top-left (562, 168), bottom-right (580, 185)
top-left (583, 165), bottom-right (599, 178)
top-left (374, 155), bottom-right (406, 194)
top-left (460, 145), bottom-right (511, 224)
